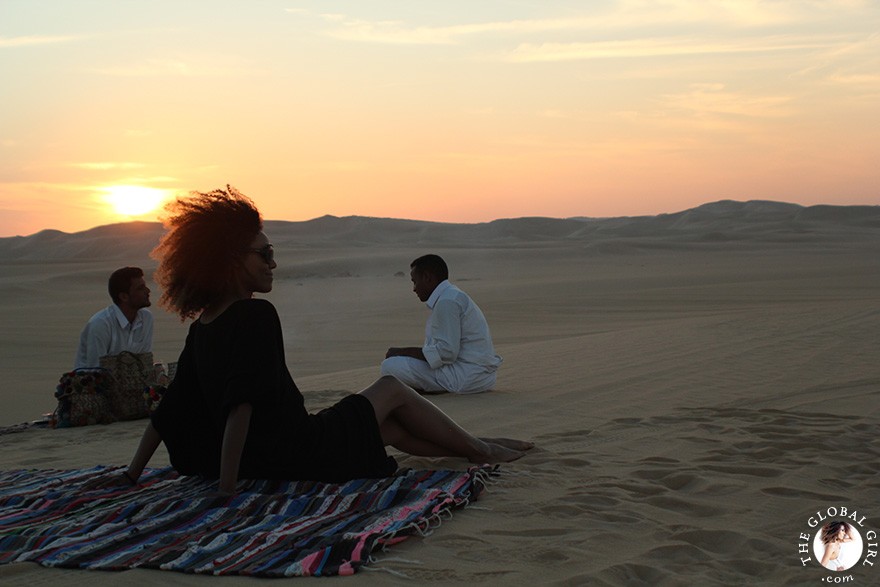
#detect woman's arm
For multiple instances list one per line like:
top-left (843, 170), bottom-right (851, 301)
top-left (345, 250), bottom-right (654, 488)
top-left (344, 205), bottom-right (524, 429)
top-left (820, 544), bottom-right (833, 567)
top-left (124, 422), bottom-right (162, 483)
top-left (218, 402), bottom-right (253, 494)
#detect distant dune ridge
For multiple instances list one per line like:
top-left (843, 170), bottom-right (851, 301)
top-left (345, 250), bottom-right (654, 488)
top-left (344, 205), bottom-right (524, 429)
top-left (1, 198), bottom-right (879, 585)
top-left (1, 200), bottom-right (878, 262)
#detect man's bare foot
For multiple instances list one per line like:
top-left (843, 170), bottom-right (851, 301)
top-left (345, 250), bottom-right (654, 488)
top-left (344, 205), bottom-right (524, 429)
top-left (480, 437), bottom-right (535, 451)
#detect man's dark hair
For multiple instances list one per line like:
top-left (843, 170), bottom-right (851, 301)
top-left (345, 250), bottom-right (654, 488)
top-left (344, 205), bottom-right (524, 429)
top-left (108, 266), bottom-right (144, 304)
top-left (410, 254), bottom-right (448, 281)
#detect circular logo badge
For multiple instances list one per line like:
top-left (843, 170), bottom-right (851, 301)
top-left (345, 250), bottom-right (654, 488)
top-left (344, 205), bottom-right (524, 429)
top-left (812, 521), bottom-right (864, 572)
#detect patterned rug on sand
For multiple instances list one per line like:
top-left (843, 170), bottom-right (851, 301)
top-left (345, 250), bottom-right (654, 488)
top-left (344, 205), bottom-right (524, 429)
top-left (0, 465), bottom-right (494, 577)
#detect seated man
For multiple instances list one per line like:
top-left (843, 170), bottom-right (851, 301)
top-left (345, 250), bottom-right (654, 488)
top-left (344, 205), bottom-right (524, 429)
top-left (74, 266), bottom-right (154, 369)
top-left (381, 254), bottom-right (502, 394)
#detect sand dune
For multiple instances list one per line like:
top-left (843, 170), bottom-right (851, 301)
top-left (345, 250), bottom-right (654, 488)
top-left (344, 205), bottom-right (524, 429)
top-left (1, 200), bottom-right (879, 585)
top-left (2, 199), bottom-right (878, 262)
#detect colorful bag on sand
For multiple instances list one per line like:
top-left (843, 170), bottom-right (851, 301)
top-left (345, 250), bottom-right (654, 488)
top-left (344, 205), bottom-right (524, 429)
top-left (100, 351), bottom-right (155, 421)
top-left (144, 361), bottom-right (176, 414)
top-left (52, 369), bottom-right (116, 428)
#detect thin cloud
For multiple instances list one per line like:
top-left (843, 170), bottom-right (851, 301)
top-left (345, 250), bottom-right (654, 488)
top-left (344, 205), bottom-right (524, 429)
top-left (790, 32), bottom-right (879, 84)
top-left (288, 0), bottom-right (860, 46)
top-left (69, 162), bottom-right (147, 171)
top-left (658, 84), bottom-right (794, 118)
top-left (0, 181), bottom-right (93, 193)
top-left (119, 176), bottom-right (178, 184)
top-left (322, 17), bottom-right (609, 45)
top-left (0, 35), bottom-right (82, 48)
top-left (611, 0), bottom-right (801, 27)
top-left (286, 6), bottom-right (625, 45)
top-left (89, 59), bottom-right (196, 77)
top-left (505, 36), bottom-right (841, 63)
top-left (828, 73), bottom-right (880, 84)
top-left (88, 57), bottom-right (265, 77)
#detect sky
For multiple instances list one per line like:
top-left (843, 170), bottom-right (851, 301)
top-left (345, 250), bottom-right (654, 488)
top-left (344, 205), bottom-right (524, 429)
top-left (1, 0), bottom-right (878, 237)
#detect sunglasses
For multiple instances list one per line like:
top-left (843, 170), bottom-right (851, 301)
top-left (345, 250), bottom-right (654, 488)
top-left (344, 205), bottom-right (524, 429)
top-left (247, 244), bottom-right (274, 265)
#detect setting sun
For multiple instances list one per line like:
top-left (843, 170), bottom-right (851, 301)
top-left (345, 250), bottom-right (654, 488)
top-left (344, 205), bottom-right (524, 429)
top-left (101, 185), bottom-right (168, 217)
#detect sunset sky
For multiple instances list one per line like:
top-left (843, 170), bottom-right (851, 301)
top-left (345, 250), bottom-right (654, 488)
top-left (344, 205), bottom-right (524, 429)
top-left (1, 0), bottom-right (878, 237)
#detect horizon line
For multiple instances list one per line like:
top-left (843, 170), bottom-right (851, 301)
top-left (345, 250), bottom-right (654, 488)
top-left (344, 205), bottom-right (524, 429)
top-left (2, 198), bottom-right (879, 239)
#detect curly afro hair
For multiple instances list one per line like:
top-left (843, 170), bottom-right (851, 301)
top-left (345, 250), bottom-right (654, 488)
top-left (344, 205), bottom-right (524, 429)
top-left (151, 185), bottom-right (263, 320)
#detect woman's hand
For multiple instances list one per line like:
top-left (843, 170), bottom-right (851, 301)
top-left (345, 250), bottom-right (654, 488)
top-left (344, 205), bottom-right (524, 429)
top-left (216, 481), bottom-right (238, 496)
top-left (204, 479), bottom-right (243, 501)
top-left (81, 469), bottom-right (138, 491)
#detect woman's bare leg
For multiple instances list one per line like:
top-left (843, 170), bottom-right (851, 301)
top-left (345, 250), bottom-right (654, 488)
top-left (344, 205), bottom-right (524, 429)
top-left (359, 376), bottom-right (530, 463)
top-left (378, 417), bottom-right (459, 457)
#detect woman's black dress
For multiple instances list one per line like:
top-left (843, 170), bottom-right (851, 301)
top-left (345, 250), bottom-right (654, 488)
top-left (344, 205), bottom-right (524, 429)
top-left (151, 299), bottom-right (397, 482)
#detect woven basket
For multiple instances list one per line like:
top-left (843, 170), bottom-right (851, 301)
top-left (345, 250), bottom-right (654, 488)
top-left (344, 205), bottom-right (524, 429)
top-left (100, 351), bottom-right (155, 421)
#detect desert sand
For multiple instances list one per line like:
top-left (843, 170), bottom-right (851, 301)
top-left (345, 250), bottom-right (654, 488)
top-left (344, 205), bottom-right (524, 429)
top-left (1, 200), bottom-right (879, 586)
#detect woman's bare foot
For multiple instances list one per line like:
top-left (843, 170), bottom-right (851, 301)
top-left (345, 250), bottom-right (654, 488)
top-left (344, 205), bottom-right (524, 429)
top-left (470, 441), bottom-right (526, 463)
top-left (480, 437), bottom-right (535, 451)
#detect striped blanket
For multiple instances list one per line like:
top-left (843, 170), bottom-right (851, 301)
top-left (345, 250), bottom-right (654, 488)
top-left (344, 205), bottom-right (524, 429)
top-left (0, 465), bottom-right (492, 577)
